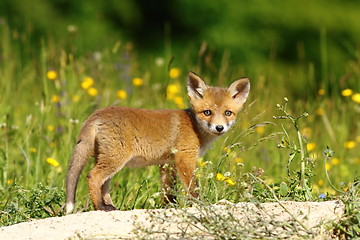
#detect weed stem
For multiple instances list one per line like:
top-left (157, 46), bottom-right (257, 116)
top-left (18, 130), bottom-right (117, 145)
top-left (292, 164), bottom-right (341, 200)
top-left (323, 154), bottom-right (344, 194)
top-left (248, 173), bottom-right (313, 234)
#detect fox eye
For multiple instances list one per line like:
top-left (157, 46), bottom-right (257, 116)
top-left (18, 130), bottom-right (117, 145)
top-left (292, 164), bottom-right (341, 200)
top-left (225, 110), bottom-right (233, 116)
top-left (203, 110), bottom-right (212, 116)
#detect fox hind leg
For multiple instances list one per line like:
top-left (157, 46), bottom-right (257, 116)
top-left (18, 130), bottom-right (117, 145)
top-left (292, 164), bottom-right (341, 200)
top-left (87, 155), bottom-right (127, 211)
top-left (87, 167), bottom-right (117, 211)
top-left (101, 178), bottom-right (115, 207)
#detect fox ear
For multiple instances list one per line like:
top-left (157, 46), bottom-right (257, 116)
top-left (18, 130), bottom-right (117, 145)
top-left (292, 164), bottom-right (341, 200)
top-left (227, 77), bottom-right (250, 106)
top-left (187, 72), bottom-right (208, 99)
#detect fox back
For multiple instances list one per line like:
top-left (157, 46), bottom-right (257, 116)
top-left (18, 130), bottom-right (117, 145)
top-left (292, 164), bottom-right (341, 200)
top-left (65, 72), bottom-right (250, 214)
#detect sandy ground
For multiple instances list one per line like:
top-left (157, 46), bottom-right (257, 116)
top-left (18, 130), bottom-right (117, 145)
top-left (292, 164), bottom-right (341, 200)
top-left (0, 200), bottom-right (344, 240)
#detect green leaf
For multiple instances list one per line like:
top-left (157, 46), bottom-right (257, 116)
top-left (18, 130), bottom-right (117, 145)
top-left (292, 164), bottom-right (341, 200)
top-left (287, 152), bottom-right (296, 176)
top-left (279, 182), bottom-right (288, 197)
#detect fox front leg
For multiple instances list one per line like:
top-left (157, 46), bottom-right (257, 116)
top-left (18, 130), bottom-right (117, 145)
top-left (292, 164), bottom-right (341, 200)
top-left (174, 152), bottom-right (199, 199)
top-left (160, 163), bottom-right (178, 204)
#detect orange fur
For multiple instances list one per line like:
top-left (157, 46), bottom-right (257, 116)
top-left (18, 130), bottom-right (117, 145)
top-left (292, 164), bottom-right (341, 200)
top-left (66, 72), bottom-right (250, 214)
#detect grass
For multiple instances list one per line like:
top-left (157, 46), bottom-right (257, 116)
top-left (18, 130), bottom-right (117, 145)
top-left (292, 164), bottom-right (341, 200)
top-left (0, 22), bottom-right (359, 238)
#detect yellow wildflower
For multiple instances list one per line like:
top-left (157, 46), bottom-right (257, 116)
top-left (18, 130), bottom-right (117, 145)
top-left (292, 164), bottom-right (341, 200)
top-left (117, 90), bottom-right (127, 100)
top-left (46, 157), bottom-right (59, 167)
top-left (326, 163), bottom-right (331, 171)
top-left (132, 77), bottom-right (144, 86)
top-left (306, 142), bottom-right (316, 152)
top-left (255, 126), bottom-right (265, 134)
top-left (47, 125), bottom-right (55, 132)
top-left (225, 178), bottom-right (236, 186)
top-left (29, 147), bottom-right (37, 153)
top-left (216, 173), bottom-right (226, 181)
top-left (331, 158), bottom-right (340, 165)
top-left (318, 89), bottom-right (325, 96)
top-left (50, 142), bottom-right (55, 148)
top-left (351, 93), bottom-right (360, 104)
top-left (46, 70), bottom-right (58, 80)
top-left (234, 157), bottom-right (243, 163)
top-left (316, 108), bottom-right (324, 116)
top-left (318, 179), bottom-right (324, 186)
top-left (169, 68), bottom-right (181, 79)
top-left (197, 158), bottom-right (206, 167)
top-left (341, 89), bottom-right (353, 97)
top-left (174, 96), bottom-right (185, 108)
top-left (166, 83), bottom-right (181, 100)
top-left (7, 179), bottom-right (12, 184)
top-left (81, 77), bottom-right (94, 90)
top-left (223, 147), bottom-right (232, 154)
top-left (167, 84), bottom-right (181, 95)
top-left (87, 87), bottom-right (98, 97)
top-left (344, 141), bottom-right (356, 149)
top-left (72, 95), bottom-right (80, 102)
top-left (51, 95), bottom-right (60, 103)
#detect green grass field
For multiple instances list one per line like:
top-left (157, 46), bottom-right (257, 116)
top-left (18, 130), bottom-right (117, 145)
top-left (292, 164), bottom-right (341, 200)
top-left (0, 23), bottom-right (359, 236)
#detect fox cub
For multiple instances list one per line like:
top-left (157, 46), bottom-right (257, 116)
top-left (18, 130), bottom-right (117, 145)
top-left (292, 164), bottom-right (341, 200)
top-left (66, 72), bottom-right (250, 214)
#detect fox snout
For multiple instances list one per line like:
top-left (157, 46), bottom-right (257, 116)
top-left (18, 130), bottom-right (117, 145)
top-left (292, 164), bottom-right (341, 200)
top-left (206, 122), bottom-right (233, 135)
top-left (215, 125), bottom-right (224, 132)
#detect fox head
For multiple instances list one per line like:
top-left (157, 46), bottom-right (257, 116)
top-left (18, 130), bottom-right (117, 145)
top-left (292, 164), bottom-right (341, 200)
top-left (187, 72), bottom-right (250, 136)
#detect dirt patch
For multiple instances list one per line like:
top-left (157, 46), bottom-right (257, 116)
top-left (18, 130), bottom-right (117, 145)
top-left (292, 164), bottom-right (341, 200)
top-left (0, 200), bottom-right (344, 240)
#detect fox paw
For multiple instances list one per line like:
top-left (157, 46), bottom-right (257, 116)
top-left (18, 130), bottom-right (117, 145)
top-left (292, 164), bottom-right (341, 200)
top-left (98, 204), bottom-right (117, 211)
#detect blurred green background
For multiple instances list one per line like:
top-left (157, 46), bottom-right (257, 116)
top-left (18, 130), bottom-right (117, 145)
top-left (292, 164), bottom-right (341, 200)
top-left (2, 0), bottom-right (360, 100)
top-left (2, 0), bottom-right (360, 66)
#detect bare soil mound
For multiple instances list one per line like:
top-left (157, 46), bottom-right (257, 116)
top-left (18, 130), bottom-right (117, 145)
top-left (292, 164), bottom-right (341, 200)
top-left (0, 200), bottom-right (344, 240)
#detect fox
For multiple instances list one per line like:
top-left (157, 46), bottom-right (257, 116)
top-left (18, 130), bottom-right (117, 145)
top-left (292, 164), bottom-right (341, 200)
top-left (65, 72), bottom-right (250, 214)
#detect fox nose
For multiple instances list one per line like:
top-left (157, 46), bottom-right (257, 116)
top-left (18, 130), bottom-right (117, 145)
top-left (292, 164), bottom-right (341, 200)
top-left (215, 125), bottom-right (224, 132)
